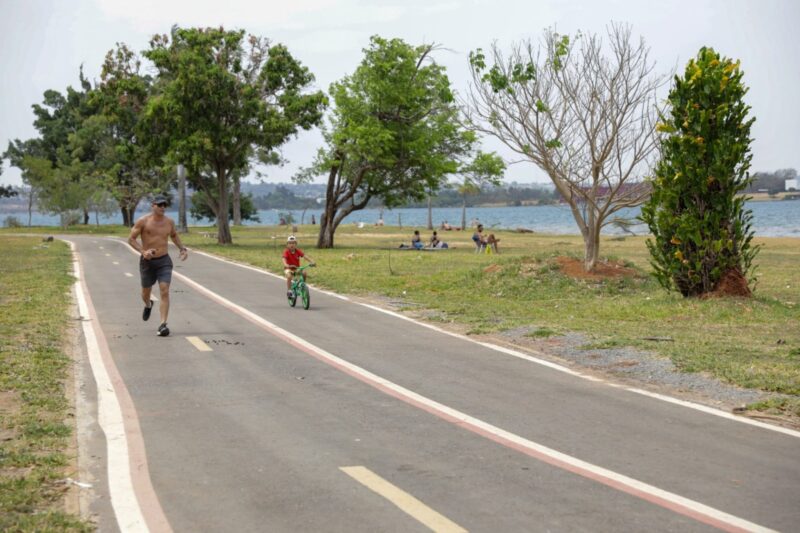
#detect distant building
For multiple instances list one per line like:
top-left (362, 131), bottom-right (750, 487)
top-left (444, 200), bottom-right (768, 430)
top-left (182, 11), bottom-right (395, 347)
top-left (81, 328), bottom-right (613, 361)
top-left (786, 178), bottom-right (799, 191)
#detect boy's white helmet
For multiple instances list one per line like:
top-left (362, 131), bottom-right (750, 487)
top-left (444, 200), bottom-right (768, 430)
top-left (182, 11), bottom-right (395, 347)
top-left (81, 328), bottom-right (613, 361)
top-left (287, 235), bottom-right (297, 243)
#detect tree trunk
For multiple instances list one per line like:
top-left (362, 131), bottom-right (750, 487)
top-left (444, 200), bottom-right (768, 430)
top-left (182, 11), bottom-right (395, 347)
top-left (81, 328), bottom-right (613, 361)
top-left (232, 172), bottom-right (242, 226)
top-left (317, 198), bottom-right (340, 248)
top-left (426, 194), bottom-right (433, 230)
top-left (317, 160), bottom-right (371, 249)
top-left (561, 187), bottom-right (602, 272)
top-left (318, 216), bottom-right (335, 248)
top-left (177, 164), bottom-right (188, 233)
top-left (121, 207), bottom-right (130, 227)
top-left (583, 222), bottom-right (601, 272)
top-left (27, 191), bottom-right (34, 227)
top-left (83, 208), bottom-right (90, 225)
top-left (461, 197), bottom-right (467, 230)
top-left (318, 163), bottom-right (340, 248)
top-left (217, 168), bottom-right (233, 244)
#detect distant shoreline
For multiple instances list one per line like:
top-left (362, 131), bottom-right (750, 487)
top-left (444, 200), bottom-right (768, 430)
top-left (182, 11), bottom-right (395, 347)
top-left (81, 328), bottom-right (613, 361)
top-left (0, 195), bottom-right (795, 213)
top-left (743, 192), bottom-right (800, 202)
top-left (3, 200), bottom-right (799, 237)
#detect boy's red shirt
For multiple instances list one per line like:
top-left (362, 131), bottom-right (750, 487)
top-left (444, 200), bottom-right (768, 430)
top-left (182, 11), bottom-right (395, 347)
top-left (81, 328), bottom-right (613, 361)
top-left (283, 247), bottom-right (304, 267)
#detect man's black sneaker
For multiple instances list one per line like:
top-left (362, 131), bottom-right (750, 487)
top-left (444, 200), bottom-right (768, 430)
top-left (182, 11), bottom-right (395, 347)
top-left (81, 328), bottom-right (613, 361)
top-left (157, 323), bottom-right (170, 337)
top-left (142, 300), bottom-right (153, 321)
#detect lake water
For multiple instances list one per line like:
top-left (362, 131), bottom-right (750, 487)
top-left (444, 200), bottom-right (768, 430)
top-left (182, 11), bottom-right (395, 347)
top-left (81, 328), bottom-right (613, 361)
top-left (3, 201), bottom-right (799, 237)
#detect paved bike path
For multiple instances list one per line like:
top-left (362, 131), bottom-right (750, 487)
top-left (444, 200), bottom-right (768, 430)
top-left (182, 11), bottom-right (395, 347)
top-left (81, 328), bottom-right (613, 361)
top-left (75, 236), bottom-right (799, 532)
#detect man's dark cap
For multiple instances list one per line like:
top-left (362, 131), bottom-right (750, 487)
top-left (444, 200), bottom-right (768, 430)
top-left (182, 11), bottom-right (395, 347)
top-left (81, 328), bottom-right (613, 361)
top-left (152, 195), bottom-right (168, 204)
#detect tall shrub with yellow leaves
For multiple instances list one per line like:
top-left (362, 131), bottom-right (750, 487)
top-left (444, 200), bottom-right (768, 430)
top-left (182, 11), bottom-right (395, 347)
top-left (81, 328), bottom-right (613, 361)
top-left (641, 47), bottom-right (759, 296)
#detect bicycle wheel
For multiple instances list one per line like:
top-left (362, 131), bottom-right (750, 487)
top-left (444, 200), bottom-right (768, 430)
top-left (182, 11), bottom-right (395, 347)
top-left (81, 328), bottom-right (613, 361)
top-left (288, 285), bottom-right (297, 307)
top-left (301, 283), bottom-right (310, 310)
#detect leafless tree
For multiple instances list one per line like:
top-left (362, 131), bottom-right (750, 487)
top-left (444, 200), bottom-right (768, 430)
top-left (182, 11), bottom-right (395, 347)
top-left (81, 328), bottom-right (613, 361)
top-left (465, 23), bottom-right (670, 271)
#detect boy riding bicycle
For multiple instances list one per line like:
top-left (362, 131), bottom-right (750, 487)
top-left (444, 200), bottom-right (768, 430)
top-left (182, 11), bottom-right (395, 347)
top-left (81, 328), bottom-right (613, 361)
top-left (282, 235), bottom-right (315, 298)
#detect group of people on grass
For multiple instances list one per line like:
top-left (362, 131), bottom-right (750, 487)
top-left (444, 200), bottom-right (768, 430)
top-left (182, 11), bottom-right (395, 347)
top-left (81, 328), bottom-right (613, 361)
top-left (398, 221), bottom-right (499, 253)
top-left (409, 230), bottom-right (450, 250)
top-left (400, 230), bottom-right (449, 250)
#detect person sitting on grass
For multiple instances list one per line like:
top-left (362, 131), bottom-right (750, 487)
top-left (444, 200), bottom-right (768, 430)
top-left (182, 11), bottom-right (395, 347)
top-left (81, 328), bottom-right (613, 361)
top-left (472, 224), bottom-right (487, 251)
top-left (411, 230), bottom-right (424, 250)
top-left (486, 233), bottom-right (500, 254)
top-left (429, 230), bottom-right (449, 249)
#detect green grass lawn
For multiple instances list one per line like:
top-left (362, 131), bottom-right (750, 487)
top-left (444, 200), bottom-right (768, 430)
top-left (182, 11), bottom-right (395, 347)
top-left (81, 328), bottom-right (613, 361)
top-left (0, 236), bottom-right (91, 531)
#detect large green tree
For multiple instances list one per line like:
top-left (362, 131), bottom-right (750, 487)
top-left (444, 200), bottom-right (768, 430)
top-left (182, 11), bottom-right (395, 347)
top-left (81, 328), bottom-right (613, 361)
top-left (4, 70), bottom-right (103, 225)
top-left (641, 47), bottom-right (758, 297)
top-left (95, 43), bottom-right (170, 226)
top-left (302, 36), bottom-right (477, 248)
top-left (142, 27), bottom-right (326, 244)
top-left (3, 139), bottom-right (43, 225)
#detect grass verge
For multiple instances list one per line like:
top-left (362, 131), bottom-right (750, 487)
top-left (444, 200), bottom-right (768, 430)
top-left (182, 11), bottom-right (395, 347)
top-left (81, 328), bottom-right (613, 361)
top-left (0, 236), bottom-right (91, 531)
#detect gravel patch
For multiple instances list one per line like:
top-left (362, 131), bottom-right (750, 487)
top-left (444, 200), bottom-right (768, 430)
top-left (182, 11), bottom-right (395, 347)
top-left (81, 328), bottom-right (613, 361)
top-left (360, 296), bottom-right (787, 413)
top-left (496, 327), bottom-right (773, 407)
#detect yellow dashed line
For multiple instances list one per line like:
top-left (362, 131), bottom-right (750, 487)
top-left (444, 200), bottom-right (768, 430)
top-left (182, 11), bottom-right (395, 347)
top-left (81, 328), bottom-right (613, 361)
top-left (186, 336), bottom-right (212, 352)
top-left (340, 466), bottom-right (466, 532)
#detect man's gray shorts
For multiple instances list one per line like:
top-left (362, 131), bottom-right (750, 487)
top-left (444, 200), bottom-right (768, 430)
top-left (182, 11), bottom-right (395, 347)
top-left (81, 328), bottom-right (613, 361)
top-left (139, 254), bottom-right (173, 287)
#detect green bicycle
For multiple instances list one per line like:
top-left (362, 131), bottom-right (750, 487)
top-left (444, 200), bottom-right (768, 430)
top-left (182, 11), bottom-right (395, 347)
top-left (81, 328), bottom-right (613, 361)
top-left (288, 264), bottom-right (314, 310)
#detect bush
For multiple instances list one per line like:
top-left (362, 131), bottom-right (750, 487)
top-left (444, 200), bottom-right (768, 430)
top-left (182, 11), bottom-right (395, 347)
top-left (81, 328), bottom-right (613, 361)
top-left (3, 215), bottom-right (22, 228)
top-left (641, 47), bottom-right (759, 297)
top-left (59, 212), bottom-right (82, 228)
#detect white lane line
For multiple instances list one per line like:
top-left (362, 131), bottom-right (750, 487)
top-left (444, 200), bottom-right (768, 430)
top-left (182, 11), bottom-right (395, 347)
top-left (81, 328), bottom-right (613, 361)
top-left (186, 336), bottom-right (212, 352)
top-left (170, 267), bottom-right (775, 533)
top-left (124, 273), bottom-right (133, 278)
top-left (105, 253), bottom-right (111, 257)
top-left (68, 243), bottom-right (150, 532)
top-left (340, 466), bottom-right (467, 533)
top-left (113, 261), bottom-right (120, 265)
top-left (99, 246), bottom-right (104, 249)
top-left (181, 244), bottom-right (800, 439)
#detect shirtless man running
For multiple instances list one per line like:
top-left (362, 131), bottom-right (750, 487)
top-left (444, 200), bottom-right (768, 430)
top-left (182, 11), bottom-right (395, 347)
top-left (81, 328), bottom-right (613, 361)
top-left (128, 195), bottom-right (188, 337)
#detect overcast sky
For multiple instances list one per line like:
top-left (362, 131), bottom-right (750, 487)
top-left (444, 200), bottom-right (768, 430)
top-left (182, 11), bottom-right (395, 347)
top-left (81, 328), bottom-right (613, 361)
top-left (1, 0), bottom-right (798, 187)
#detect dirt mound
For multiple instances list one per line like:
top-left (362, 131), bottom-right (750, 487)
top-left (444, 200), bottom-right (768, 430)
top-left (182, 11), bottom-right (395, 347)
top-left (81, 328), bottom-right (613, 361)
top-left (556, 256), bottom-right (638, 280)
top-left (483, 264), bottom-right (503, 274)
top-left (708, 268), bottom-right (752, 298)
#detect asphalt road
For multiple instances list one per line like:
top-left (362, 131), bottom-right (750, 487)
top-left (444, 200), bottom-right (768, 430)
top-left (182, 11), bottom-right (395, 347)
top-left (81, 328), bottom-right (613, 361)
top-left (69, 235), bottom-right (800, 533)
